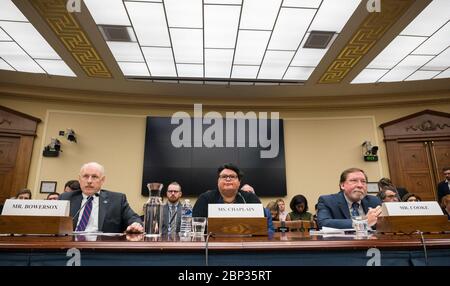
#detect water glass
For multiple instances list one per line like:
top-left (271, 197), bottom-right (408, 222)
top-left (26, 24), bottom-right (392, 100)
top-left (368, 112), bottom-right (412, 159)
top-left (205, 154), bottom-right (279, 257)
top-left (191, 217), bottom-right (207, 236)
top-left (352, 216), bottom-right (369, 237)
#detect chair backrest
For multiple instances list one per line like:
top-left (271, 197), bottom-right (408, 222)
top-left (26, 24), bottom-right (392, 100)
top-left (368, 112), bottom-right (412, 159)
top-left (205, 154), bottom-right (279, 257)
top-left (273, 220), bottom-right (317, 232)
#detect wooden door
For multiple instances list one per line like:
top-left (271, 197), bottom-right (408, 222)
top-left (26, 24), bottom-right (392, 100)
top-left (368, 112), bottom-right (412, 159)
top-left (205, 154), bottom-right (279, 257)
top-left (380, 110), bottom-right (450, 202)
top-left (430, 140), bottom-right (450, 182)
top-left (0, 136), bottom-right (20, 202)
top-left (397, 141), bottom-right (436, 201)
top-left (0, 105), bottom-right (40, 204)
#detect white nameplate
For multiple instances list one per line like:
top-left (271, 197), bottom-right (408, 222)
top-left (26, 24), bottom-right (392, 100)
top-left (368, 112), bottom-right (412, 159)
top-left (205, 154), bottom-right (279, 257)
top-left (381, 201), bottom-right (444, 216)
top-left (208, 203), bottom-right (264, 218)
top-left (1, 199), bottom-right (70, 216)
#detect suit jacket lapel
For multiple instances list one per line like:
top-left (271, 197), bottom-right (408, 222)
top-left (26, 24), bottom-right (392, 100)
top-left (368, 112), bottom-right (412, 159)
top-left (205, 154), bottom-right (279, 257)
top-left (338, 192), bottom-right (351, 219)
top-left (98, 191), bottom-right (108, 232)
top-left (71, 192), bottom-right (83, 230)
top-left (361, 197), bottom-right (370, 214)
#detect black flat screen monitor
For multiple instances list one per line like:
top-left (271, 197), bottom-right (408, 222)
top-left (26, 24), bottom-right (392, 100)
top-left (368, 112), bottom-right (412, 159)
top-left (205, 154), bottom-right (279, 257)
top-left (141, 116), bottom-right (286, 197)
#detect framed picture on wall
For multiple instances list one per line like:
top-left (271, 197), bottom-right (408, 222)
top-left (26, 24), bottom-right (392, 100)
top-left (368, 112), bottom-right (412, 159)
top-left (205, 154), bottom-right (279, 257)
top-left (40, 181), bottom-right (57, 194)
top-left (367, 182), bottom-right (379, 194)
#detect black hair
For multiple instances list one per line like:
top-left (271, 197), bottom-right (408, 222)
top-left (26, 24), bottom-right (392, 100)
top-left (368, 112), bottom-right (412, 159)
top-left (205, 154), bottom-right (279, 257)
top-left (289, 194), bottom-right (309, 213)
top-left (217, 163), bottom-right (243, 181)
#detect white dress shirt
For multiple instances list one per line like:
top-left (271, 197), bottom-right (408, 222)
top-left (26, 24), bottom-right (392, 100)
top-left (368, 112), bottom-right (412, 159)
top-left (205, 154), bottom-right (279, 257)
top-left (76, 192), bottom-right (100, 232)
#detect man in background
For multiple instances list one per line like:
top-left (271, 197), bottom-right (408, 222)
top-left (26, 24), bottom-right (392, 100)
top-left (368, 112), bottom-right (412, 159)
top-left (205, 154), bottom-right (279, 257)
top-left (161, 182), bottom-right (183, 235)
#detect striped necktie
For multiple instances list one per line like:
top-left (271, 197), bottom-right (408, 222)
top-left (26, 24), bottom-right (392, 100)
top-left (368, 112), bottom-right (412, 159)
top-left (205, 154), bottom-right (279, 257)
top-left (351, 202), bottom-right (360, 217)
top-left (76, 196), bottom-right (93, 231)
top-left (169, 205), bottom-right (177, 233)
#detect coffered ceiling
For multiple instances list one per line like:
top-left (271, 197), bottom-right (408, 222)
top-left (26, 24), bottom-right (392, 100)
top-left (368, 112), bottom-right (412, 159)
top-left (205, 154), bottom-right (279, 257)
top-left (0, 0), bottom-right (449, 105)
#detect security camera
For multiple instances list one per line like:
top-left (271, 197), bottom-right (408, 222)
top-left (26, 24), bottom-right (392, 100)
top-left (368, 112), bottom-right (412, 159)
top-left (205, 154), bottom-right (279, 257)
top-left (66, 129), bottom-right (77, 143)
top-left (370, 146), bottom-right (379, 156)
top-left (43, 138), bottom-right (61, 157)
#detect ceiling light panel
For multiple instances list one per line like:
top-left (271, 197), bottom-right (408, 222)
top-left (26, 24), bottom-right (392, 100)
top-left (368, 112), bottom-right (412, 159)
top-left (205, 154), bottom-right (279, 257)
top-left (107, 42), bottom-right (144, 62)
top-left (165, 0), bottom-right (203, 28)
top-left (240, 0), bottom-right (282, 30)
top-left (412, 21), bottom-right (450, 55)
top-left (283, 66), bottom-right (314, 80)
top-left (354, 0), bottom-right (450, 83)
top-left (142, 47), bottom-right (176, 76)
top-left (422, 46), bottom-right (450, 71)
top-left (125, 2), bottom-right (170, 46)
top-left (85, 0), bottom-right (130, 25)
top-left (0, 42), bottom-right (44, 73)
top-left (367, 36), bottom-right (426, 69)
top-left (435, 68), bottom-right (450, 79)
top-left (0, 1), bottom-right (27, 21)
top-left (204, 5), bottom-right (240, 49)
top-left (36, 59), bottom-right (76, 77)
top-left (379, 55), bottom-right (433, 82)
top-left (0, 1), bottom-right (75, 77)
top-left (0, 22), bottom-right (60, 59)
top-left (400, 0), bottom-right (450, 37)
top-left (0, 28), bottom-right (11, 41)
top-left (170, 28), bottom-right (203, 64)
top-left (351, 68), bottom-right (388, 84)
top-left (118, 62), bottom-right (150, 77)
top-left (231, 65), bottom-right (259, 79)
top-left (258, 50), bottom-right (295, 79)
top-left (205, 49), bottom-right (234, 78)
top-left (0, 58), bottom-right (14, 71)
top-left (406, 70), bottom-right (441, 81)
top-left (282, 0), bottom-right (321, 8)
top-left (309, 0), bottom-right (360, 32)
top-left (204, 0), bottom-right (242, 4)
top-left (268, 8), bottom-right (315, 50)
top-left (177, 64), bottom-right (203, 77)
top-left (234, 30), bottom-right (271, 65)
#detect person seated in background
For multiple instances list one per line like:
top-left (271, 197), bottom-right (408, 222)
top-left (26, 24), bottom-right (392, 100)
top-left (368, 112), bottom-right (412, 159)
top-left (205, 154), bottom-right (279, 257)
top-left (46, 192), bottom-right (60, 200)
top-left (376, 186), bottom-right (401, 202)
top-left (441, 194), bottom-right (450, 220)
top-left (437, 167), bottom-right (450, 204)
top-left (60, 162), bottom-right (143, 233)
top-left (161, 182), bottom-right (183, 235)
top-left (240, 184), bottom-right (255, 194)
top-left (15, 188), bottom-right (32, 200)
top-left (317, 168), bottom-right (382, 229)
top-left (402, 193), bottom-right (422, 202)
top-left (286, 195), bottom-right (312, 221)
top-left (377, 177), bottom-right (408, 201)
top-left (266, 201), bottom-right (279, 221)
top-left (276, 199), bottom-right (288, 221)
top-left (64, 180), bottom-right (80, 193)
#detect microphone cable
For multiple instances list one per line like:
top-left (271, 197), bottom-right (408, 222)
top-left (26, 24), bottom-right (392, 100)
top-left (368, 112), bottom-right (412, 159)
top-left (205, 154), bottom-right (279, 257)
top-left (417, 230), bottom-right (428, 266)
top-left (205, 232), bottom-right (214, 266)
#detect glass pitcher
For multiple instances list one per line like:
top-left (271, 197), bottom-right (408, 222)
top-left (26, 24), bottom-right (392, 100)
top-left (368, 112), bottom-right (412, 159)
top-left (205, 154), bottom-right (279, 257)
top-left (143, 182), bottom-right (164, 237)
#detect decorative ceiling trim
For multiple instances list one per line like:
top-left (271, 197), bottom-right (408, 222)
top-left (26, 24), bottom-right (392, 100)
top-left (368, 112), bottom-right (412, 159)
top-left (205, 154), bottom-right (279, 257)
top-left (318, 0), bottom-right (415, 84)
top-left (30, 0), bottom-right (112, 78)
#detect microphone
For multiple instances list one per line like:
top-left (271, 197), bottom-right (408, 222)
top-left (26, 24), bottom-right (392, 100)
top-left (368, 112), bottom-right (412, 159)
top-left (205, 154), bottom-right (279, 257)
top-left (72, 193), bottom-right (98, 224)
top-left (237, 191), bottom-right (247, 204)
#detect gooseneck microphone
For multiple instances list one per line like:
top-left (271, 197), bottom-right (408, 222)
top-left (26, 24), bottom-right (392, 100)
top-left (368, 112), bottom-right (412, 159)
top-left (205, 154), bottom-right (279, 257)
top-left (237, 191), bottom-right (247, 204)
top-left (72, 193), bottom-right (98, 224)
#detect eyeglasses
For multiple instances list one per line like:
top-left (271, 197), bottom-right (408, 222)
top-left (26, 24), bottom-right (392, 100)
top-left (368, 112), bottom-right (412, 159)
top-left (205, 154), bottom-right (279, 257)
top-left (167, 190), bottom-right (180, 194)
top-left (219, 174), bottom-right (238, 180)
top-left (347, 179), bottom-right (367, 185)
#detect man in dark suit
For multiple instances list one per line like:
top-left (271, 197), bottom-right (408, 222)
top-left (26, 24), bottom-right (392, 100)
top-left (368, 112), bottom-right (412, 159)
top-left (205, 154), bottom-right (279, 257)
top-left (437, 167), bottom-right (450, 203)
top-left (60, 162), bottom-right (143, 233)
top-left (317, 168), bottom-right (382, 229)
top-left (161, 182), bottom-right (183, 234)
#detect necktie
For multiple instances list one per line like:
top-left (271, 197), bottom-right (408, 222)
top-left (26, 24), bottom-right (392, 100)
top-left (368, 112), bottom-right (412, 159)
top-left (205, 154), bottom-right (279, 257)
top-left (169, 205), bottom-right (177, 233)
top-left (351, 202), bottom-right (360, 217)
top-left (76, 196), bottom-right (93, 231)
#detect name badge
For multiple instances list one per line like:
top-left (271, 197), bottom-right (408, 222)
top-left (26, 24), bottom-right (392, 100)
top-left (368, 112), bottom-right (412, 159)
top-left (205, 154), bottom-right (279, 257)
top-left (1, 199), bottom-right (70, 216)
top-left (208, 203), bottom-right (264, 218)
top-left (381, 201), bottom-right (444, 216)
